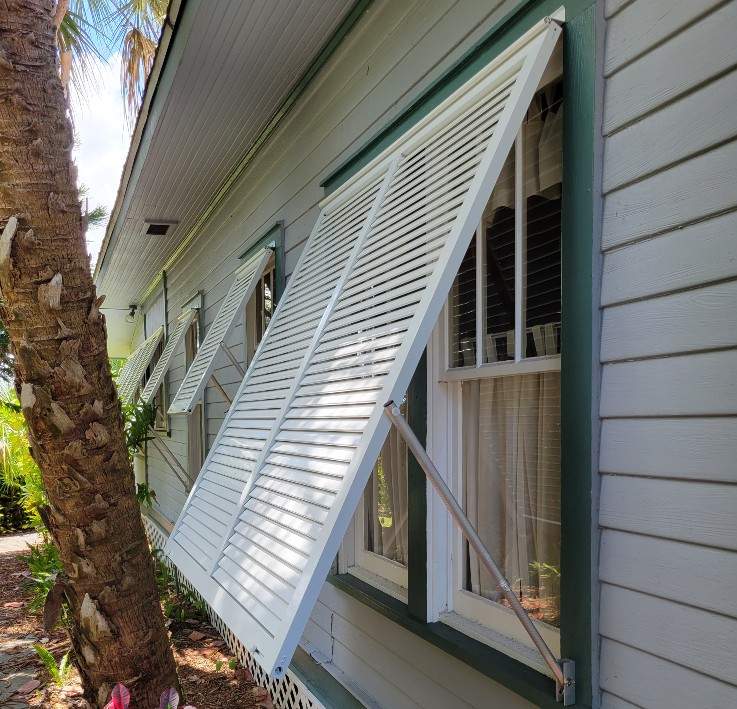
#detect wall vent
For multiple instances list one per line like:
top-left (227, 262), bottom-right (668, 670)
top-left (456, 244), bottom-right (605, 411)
top-left (145, 222), bottom-right (172, 236)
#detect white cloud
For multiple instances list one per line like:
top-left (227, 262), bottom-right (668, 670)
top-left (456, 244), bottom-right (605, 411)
top-left (71, 54), bottom-right (132, 270)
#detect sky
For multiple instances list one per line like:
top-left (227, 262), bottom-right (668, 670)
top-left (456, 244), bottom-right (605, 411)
top-left (71, 53), bottom-right (132, 270)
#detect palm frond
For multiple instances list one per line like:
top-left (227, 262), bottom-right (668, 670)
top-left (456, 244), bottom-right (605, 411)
top-left (115, 0), bottom-right (166, 122)
top-left (120, 26), bottom-right (157, 122)
top-left (57, 9), bottom-right (108, 104)
top-left (87, 204), bottom-right (109, 227)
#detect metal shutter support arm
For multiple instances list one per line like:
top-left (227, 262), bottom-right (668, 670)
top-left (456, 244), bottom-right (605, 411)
top-left (384, 401), bottom-right (575, 705)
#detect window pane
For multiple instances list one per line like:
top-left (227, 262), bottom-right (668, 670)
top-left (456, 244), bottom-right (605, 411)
top-left (185, 322), bottom-right (203, 481)
top-left (526, 83), bottom-right (562, 357)
top-left (448, 239), bottom-right (477, 367)
top-left (364, 400), bottom-right (409, 566)
top-left (461, 373), bottom-right (561, 627)
top-left (482, 142), bottom-right (515, 363)
top-left (151, 340), bottom-right (167, 431)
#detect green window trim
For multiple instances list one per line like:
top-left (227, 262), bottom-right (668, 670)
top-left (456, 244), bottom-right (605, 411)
top-left (325, 2), bottom-right (597, 707)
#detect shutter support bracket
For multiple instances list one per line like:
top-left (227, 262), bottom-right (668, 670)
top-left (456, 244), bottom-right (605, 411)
top-left (384, 401), bottom-right (575, 705)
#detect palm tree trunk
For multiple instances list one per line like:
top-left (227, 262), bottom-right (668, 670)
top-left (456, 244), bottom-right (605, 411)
top-left (0, 1), bottom-right (178, 706)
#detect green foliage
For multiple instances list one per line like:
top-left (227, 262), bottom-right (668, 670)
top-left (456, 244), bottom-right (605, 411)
top-left (23, 540), bottom-right (63, 614)
top-left (33, 645), bottom-right (72, 686)
top-left (152, 549), bottom-right (208, 623)
top-left (109, 357), bottom-right (126, 379)
top-left (0, 321), bottom-right (13, 381)
top-left (122, 400), bottom-right (156, 456)
top-left (0, 386), bottom-right (45, 530)
top-left (136, 482), bottom-right (157, 508)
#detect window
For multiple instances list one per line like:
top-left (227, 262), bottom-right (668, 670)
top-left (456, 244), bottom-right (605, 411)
top-left (438, 78), bottom-right (563, 659)
top-left (185, 319), bottom-right (204, 485)
top-left (151, 339), bottom-right (168, 431)
top-left (346, 400), bottom-right (409, 597)
top-left (244, 250), bottom-right (275, 364)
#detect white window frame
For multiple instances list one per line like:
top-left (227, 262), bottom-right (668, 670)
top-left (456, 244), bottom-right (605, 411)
top-left (339, 443), bottom-right (409, 601)
top-left (427, 99), bottom-right (563, 671)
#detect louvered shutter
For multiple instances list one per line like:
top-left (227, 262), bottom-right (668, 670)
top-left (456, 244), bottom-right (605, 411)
top-left (117, 327), bottom-right (164, 404)
top-left (167, 18), bottom-right (560, 678)
top-left (169, 249), bottom-right (271, 415)
top-left (140, 309), bottom-right (196, 405)
top-left (167, 173), bottom-right (389, 577)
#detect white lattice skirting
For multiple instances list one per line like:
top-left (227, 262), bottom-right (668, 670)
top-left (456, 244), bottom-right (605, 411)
top-left (142, 514), bottom-right (324, 709)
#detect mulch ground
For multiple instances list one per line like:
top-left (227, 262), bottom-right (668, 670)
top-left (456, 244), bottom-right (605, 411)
top-left (0, 532), bottom-right (268, 708)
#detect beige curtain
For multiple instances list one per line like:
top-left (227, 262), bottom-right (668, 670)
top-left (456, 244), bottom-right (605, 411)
top-left (366, 423), bottom-right (409, 565)
top-left (463, 367), bottom-right (561, 625)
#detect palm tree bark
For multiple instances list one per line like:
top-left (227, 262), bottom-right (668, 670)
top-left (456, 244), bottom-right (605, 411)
top-left (0, 1), bottom-right (178, 706)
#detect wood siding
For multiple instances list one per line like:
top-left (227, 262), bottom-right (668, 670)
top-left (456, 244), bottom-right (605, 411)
top-left (599, 1), bottom-right (737, 707)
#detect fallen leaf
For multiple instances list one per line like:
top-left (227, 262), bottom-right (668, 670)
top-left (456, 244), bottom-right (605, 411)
top-left (188, 630), bottom-right (206, 641)
top-left (17, 679), bottom-right (41, 694)
top-left (252, 687), bottom-right (269, 702)
top-left (235, 667), bottom-right (253, 683)
top-left (4, 601), bottom-right (23, 608)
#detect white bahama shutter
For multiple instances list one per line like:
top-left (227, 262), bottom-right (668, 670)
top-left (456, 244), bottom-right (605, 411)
top-left (167, 174), bottom-right (389, 573)
top-left (140, 309), bottom-right (197, 405)
top-left (167, 18), bottom-right (561, 678)
top-left (168, 249), bottom-right (271, 415)
top-left (117, 326), bottom-right (164, 404)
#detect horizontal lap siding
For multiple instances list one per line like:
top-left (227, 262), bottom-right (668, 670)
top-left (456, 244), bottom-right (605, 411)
top-left (599, 1), bottom-right (737, 706)
top-left (144, 0), bottom-right (543, 705)
top-left (317, 584), bottom-right (536, 709)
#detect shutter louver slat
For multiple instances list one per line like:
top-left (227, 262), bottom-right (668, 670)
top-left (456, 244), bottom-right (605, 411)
top-left (116, 326), bottom-right (164, 404)
top-left (140, 309), bottom-right (196, 405)
top-left (167, 18), bottom-right (560, 678)
top-left (168, 249), bottom-right (271, 414)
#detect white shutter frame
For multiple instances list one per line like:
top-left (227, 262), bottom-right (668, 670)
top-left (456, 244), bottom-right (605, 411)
top-left (168, 249), bottom-right (271, 414)
top-left (140, 309), bottom-right (197, 405)
top-left (116, 327), bottom-right (164, 404)
top-left (168, 18), bottom-right (561, 679)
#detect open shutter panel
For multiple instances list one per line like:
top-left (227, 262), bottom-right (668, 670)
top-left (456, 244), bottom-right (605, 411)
top-left (116, 326), bottom-right (164, 404)
top-left (166, 173), bottom-right (389, 577)
top-left (140, 309), bottom-right (197, 405)
top-left (168, 249), bottom-right (271, 415)
top-left (167, 18), bottom-right (560, 678)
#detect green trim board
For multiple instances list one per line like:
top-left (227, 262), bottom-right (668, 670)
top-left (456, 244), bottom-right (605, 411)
top-left (324, 2), bottom-right (598, 706)
top-left (559, 7), bottom-right (596, 707)
top-left (407, 352), bottom-right (428, 623)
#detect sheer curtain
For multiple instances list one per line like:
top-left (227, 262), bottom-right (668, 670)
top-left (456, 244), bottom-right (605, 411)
top-left (463, 368), bottom-right (561, 626)
top-left (365, 420), bottom-right (409, 566)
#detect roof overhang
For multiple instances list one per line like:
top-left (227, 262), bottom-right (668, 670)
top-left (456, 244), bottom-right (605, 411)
top-left (95, 0), bottom-right (365, 356)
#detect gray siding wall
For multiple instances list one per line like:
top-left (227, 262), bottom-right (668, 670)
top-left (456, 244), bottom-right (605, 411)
top-left (140, 1), bottom-right (546, 706)
top-left (598, 1), bottom-right (737, 707)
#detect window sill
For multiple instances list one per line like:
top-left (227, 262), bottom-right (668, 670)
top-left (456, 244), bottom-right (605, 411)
top-left (327, 572), bottom-right (578, 709)
top-left (346, 564), bottom-right (408, 603)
